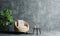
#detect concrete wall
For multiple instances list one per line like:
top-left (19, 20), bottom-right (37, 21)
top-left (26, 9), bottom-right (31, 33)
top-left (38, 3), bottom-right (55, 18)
top-left (0, 0), bottom-right (60, 32)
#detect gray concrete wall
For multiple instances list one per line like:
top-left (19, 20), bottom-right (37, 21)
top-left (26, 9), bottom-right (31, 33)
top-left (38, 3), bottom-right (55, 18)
top-left (0, 0), bottom-right (60, 33)
top-left (10, 0), bottom-right (60, 32)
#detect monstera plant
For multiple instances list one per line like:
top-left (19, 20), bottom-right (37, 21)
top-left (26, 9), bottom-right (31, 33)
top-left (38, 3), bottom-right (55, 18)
top-left (0, 9), bottom-right (14, 31)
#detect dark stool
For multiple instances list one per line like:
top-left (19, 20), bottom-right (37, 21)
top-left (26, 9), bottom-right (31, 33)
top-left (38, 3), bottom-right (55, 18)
top-left (33, 27), bottom-right (41, 35)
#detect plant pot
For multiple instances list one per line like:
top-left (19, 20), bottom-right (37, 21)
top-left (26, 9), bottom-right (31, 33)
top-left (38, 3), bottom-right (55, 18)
top-left (0, 22), bottom-right (9, 31)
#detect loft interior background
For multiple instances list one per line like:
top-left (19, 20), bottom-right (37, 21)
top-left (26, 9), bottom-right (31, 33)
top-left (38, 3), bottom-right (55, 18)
top-left (0, 0), bottom-right (60, 32)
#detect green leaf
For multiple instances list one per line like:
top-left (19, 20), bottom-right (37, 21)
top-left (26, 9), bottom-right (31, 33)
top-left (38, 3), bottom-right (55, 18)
top-left (3, 9), bottom-right (12, 17)
top-left (8, 16), bottom-right (13, 23)
top-left (0, 11), bottom-right (4, 16)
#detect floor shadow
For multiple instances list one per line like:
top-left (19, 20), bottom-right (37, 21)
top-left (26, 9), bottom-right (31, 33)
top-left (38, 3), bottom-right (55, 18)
top-left (0, 31), bottom-right (34, 35)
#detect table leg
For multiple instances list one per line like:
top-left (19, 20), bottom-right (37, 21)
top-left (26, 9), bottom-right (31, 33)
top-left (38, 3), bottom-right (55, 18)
top-left (39, 29), bottom-right (41, 34)
top-left (36, 29), bottom-right (38, 35)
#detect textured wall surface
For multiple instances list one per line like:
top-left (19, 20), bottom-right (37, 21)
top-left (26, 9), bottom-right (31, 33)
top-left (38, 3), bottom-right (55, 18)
top-left (10, 0), bottom-right (60, 31)
top-left (0, 0), bottom-right (60, 36)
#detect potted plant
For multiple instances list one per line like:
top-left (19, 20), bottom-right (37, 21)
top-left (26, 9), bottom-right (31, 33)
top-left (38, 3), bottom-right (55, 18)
top-left (0, 9), bottom-right (14, 31)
